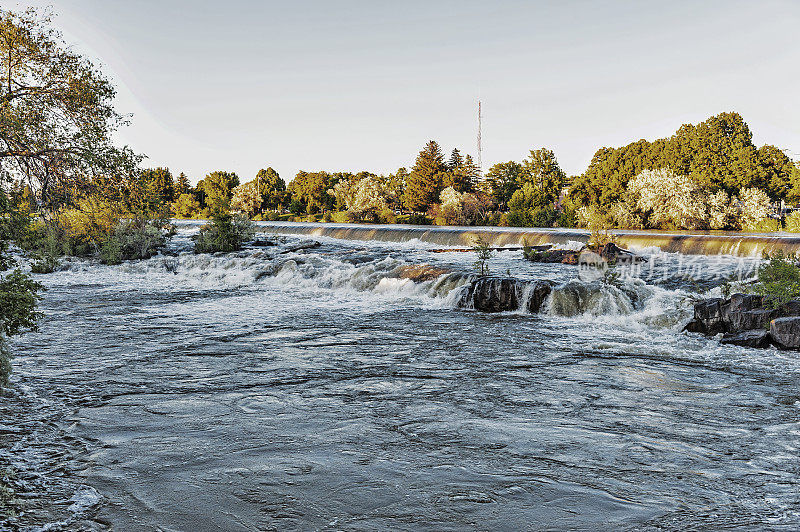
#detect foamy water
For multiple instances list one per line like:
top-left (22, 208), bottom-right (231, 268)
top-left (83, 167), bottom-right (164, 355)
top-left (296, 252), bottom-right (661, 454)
top-left (3, 225), bottom-right (799, 530)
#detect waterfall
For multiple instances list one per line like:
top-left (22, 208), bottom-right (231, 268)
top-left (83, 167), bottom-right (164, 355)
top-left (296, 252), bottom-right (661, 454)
top-left (254, 221), bottom-right (800, 257)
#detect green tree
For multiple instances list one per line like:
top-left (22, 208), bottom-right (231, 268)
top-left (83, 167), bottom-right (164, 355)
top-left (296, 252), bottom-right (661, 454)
top-left (506, 182), bottom-right (555, 227)
top-left (130, 167), bottom-right (175, 216)
top-left (570, 112), bottom-right (793, 206)
top-left (175, 172), bottom-right (191, 196)
top-left (788, 163), bottom-right (800, 205)
top-left (485, 161), bottom-right (523, 210)
top-left (200, 171), bottom-right (239, 214)
top-left (519, 148), bottom-right (567, 205)
top-left (404, 140), bottom-right (446, 212)
top-left (0, 187), bottom-right (43, 386)
top-left (172, 192), bottom-right (202, 218)
top-left (462, 154), bottom-right (481, 191)
top-left (255, 167), bottom-right (286, 210)
top-left (0, 8), bottom-right (140, 207)
top-left (289, 171), bottom-right (333, 214)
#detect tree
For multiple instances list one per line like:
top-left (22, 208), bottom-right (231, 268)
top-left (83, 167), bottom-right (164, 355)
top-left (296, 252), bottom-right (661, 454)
top-left (0, 188), bottom-right (42, 386)
top-left (570, 112), bottom-right (793, 207)
top-left (289, 171), bottom-right (333, 214)
top-left (462, 154), bottom-right (481, 191)
top-left (404, 140), bottom-right (446, 212)
top-left (231, 180), bottom-right (262, 216)
top-left (506, 182), bottom-right (554, 227)
top-left (346, 175), bottom-right (390, 222)
top-left (199, 171), bottom-right (239, 213)
top-left (446, 148), bottom-right (463, 173)
top-left (129, 167), bottom-right (175, 216)
top-left (626, 168), bottom-right (707, 229)
top-left (788, 163), bottom-right (800, 205)
top-left (255, 167), bottom-right (286, 210)
top-left (485, 161), bottom-right (523, 210)
top-left (0, 8), bottom-right (140, 207)
top-left (520, 148), bottom-right (567, 205)
top-left (175, 172), bottom-right (191, 196)
top-left (172, 193), bottom-right (202, 218)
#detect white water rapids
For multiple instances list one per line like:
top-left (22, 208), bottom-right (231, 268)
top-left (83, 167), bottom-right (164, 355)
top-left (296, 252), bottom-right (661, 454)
top-left (2, 223), bottom-right (799, 530)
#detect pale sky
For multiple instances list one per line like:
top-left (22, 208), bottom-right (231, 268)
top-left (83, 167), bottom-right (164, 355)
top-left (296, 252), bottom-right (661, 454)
top-left (13, 0), bottom-right (800, 184)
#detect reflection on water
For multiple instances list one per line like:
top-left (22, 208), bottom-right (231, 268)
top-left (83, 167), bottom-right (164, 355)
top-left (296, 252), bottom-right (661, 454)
top-left (3, 226), bottom-right (800, 530)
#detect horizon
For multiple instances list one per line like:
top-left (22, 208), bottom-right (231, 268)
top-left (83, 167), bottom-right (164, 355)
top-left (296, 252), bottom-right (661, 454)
top-left (15, 0), bottom-right (800, 183)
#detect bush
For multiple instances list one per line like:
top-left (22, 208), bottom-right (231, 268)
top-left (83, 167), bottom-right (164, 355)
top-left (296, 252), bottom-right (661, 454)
top-left (331, 211), bottom-right (350, 223)
top-left (99, 219), bottom-right (168, 264)
top-left (750, 251), bottom-right (800, 308)
top-left (30, 253), bottom-right (59, 274)
top-left (194, 214), bottom-right (255, 253)
top-left (785, 211), bottom-right (800, 233)
top-left (172, 193), bottom-right (202, 219)
top-left (397, 214), bottom-right (432, 225)
top-left (742, 217), bottom-right (780, 233)
top-left (0, 270), bottom-right (43, 387)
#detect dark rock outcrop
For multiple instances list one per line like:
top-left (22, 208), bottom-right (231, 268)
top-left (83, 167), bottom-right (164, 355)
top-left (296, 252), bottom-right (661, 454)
top-left (523, 243), bottom-right (644, 265)
top-left (770, 317), bottom-right (800, 349)
top-left (456, 277), bottom-right (553, 313)
top-left (685, 292), bottom-right (800, 350)
top-left (720, 330), bottom-right (772, 348)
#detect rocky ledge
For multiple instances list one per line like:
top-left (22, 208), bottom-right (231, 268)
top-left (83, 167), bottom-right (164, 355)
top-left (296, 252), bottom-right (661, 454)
top-left (456, 277), bottom-right (554, 313)
top-left (524, 242), bottom-right (645, 265)
top-left (684, 293), bottom-right (800, 349)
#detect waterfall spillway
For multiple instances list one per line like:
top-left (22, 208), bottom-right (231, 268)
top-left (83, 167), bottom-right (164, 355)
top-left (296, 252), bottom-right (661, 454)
top-left (254, 221), bottom-right (800, 257)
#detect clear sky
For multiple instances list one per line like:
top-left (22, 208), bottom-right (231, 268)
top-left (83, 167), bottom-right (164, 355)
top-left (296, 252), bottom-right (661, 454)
top-left (14, 0), bottom-right (800, 184)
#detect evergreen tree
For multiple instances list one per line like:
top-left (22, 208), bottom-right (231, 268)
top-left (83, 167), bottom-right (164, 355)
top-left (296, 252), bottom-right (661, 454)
top-left (520, 148), bottom-right (566, 205)
top-left (403, 140), bottom-right (446, 212)
top-left (447, 149), bottom-right (463, 173)
top-left (175, 172), bottom-right (191, 196)
top-left (462, 154), bottom-right (480, 192)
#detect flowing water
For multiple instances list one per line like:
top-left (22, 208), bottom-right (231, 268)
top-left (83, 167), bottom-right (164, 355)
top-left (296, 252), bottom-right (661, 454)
top-left (2, 223), bottom-right (800, 531)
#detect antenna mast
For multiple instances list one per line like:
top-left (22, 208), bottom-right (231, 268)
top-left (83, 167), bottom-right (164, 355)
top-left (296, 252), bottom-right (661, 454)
top-left (477, 100), bottom-right (482, 180)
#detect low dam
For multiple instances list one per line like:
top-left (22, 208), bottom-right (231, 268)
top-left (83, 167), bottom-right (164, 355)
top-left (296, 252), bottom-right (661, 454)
top-left (258, 221), bottom-right (800, 256)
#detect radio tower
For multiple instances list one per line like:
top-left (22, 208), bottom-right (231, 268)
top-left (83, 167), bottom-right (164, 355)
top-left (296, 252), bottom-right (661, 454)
top-left (476, 100), bottom-right (482, 180)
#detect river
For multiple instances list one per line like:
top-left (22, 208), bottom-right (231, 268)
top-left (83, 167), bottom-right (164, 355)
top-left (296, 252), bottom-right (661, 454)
top-left (2, 223), bottom-right (799, 531)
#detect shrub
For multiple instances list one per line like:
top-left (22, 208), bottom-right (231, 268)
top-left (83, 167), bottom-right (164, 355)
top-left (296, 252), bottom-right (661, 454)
top-left (0, 270), bottom-right (44, 387)
top-left (750, 251), bottom-right (800, 308)
top-left (331, 211), bottom-right (350, 223)
top-left (738, 188), bottom-right (772, 230)
top-left (742, 217), bottom-right (780, 233)
top-left (626, 168), bottom-right (707, 229)
top-left (472, 236), bottom-right (493, 275)
top-left (100, 219), bottom-right (168, 264)
top-left (194, 214), bottom-right (255, 253)
top-left (30, 253), bottom-right (59, 274)
top-left (397, 214), bottom-right (432, 225)
top-left (785, 211), bottom-right (800, 233)
top-left (172, 193), bottom-right (202, 218)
